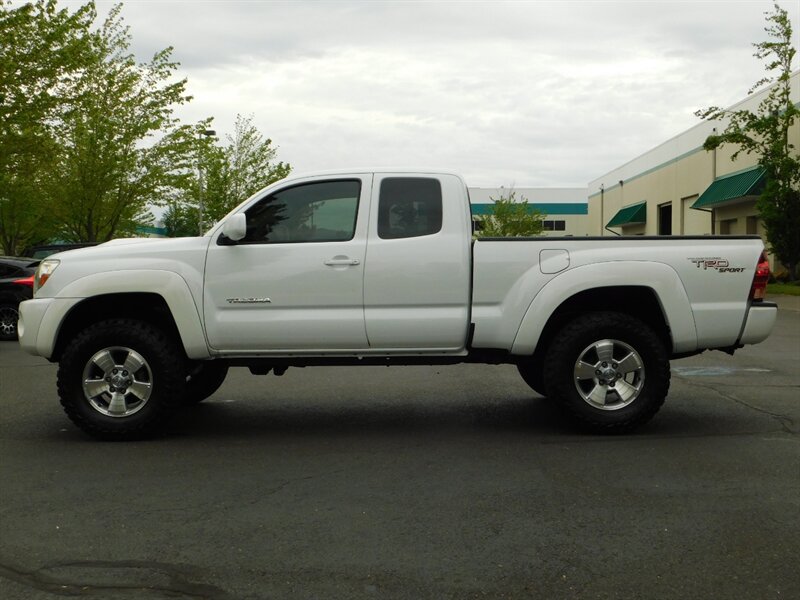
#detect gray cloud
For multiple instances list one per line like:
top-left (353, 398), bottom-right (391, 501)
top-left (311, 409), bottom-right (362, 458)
top-left (73, 0), bottom-right (799, 186)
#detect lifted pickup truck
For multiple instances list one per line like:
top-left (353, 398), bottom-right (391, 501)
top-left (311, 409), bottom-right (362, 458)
top-left (19, 170), bottom-right (777, 439)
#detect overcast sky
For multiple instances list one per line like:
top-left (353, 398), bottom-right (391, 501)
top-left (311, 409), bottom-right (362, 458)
top-left (72, 0), bottom-right (799, 188)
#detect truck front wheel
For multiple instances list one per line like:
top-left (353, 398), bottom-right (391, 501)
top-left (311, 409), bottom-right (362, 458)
top-left (543, 312), bottom-right (670, 433)
top-left (183, 361), bottom-right (229, 405)
top-left (57, 319), bottom-right (186, 440)
top-left (517, 361), bottom-right (547, 396)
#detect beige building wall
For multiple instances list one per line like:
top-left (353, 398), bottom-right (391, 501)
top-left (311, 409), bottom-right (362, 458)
top-left (587, 71), bottom-right (798, 272)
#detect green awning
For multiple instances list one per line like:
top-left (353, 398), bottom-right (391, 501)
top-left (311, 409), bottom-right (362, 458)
top-left (606, 201), bottom-right (647, 228)
top-left (692, 167), bottom-right (766, 209)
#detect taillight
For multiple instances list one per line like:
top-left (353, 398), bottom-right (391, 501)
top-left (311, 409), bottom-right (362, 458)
top-left (749, 251), bottom-right (770, 301)
top-left (12, 276), bottom-right (34, 288)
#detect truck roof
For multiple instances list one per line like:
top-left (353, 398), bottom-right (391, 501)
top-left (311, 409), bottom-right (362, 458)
top-left (284, 167), bottom-right (465, 179)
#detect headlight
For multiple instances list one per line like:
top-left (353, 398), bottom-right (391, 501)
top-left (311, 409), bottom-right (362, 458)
top-left (34, 259), bottom-right (60, 295)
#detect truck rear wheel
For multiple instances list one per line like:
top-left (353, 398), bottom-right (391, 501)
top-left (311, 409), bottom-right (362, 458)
top-left (57, 319), bottom-right (186, 440)
top-left (543, 311), bottom-right (670, 433)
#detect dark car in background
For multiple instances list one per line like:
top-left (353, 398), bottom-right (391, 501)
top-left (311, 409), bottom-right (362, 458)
top-left (0, 257), bottom-right (39, 341)
top-left (23, 242), bottom-right (97, 260)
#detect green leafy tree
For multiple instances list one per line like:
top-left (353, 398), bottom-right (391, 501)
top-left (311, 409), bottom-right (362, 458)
top-left (476, 190), bottom-right (545, 237)
top-left (0, 0), bottom-right (95, 254)
top-left (696, 3), bottom-right (799, 280)
top-left (162, 200), bottom-right (198, 238)
top-left (206, 114), bottom-right (291, 223)
top-left (168, 114), bottom-right (291, 236)
top-left (47, 4), bottom-right (192, 242)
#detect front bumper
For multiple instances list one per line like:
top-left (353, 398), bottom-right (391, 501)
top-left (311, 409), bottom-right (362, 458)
top-left (18, 298), bottom-right (81, 359)
top-left (738, 301), bottom-right (778, 345)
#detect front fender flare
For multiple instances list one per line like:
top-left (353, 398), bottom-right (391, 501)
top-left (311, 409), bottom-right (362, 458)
top-left (52, 270), bottom-right (210, 359)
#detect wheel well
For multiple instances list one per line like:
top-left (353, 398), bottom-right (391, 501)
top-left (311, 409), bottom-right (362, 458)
top-left (53, 293), bottom-right (183, 361)
top-left (530, 286), bottom-right (672, 364)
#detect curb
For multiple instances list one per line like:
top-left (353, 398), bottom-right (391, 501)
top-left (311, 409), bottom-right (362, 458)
top-left (766, 294), bottom-right (800, 312)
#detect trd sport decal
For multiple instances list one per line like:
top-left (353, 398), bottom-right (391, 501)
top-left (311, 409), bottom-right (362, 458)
top-left (688, 257), bottom-right (745, 273)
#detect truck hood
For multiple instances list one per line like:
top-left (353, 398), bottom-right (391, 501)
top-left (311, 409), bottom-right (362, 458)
top-left (49, 236), bottom-right (209, 261)
top-left (37, 236), bottom-right (212, 299)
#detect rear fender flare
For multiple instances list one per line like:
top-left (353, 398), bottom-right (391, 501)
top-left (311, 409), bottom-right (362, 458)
top-left (511, 261), bottom-right (697, 355)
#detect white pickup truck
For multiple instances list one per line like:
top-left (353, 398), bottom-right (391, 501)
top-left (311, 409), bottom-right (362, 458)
top-left (19, 170), bottom-right (777, 439)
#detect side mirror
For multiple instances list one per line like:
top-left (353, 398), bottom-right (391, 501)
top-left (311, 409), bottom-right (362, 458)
top-left (221, 213), bottom-right (247, 242)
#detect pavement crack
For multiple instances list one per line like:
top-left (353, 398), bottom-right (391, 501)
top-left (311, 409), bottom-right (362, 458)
top-left (676, 375), bottom-right (798, 434)
top-left (257, 469), bottom-right (347, 501)
top-left (0, 559), bottom-right (235, 599)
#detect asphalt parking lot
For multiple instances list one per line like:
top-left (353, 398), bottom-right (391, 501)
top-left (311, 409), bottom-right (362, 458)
top-left (1, 301), bottom-right (798, 599)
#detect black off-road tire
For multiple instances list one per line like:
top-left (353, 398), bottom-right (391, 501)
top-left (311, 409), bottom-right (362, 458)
top-left (543, 311), bottom-right (670, 434)
top-left (517, 361), bottom-right (547, 396)
top-left (57, 319), bottom-right (186, 440)
top-left (183, 361), bottom-right (229, 405)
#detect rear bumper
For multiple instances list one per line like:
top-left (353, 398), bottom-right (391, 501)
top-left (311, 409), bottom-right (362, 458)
top-left (738, 301), bottom-right (778, 345)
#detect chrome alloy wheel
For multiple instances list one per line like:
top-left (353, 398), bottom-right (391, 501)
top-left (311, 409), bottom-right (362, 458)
top-left (81, 347), bottom-right (153, 417)
top-left (573, 339), bottom-right (644, 411)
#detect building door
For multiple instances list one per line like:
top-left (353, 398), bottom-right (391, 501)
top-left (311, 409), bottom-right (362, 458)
top-left (658, 203), bottom-right (672, 235)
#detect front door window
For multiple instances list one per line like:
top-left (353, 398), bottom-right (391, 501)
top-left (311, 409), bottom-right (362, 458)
top-left (239, 180), bottom-right (361, 244)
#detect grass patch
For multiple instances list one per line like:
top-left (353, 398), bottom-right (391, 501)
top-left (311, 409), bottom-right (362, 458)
top-left (768, 283), bottom-right (800, 296)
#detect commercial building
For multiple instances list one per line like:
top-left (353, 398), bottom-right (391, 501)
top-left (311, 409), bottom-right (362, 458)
top-left (586, 71), bottom-right (799, 271)
top-left (468, 187), bottom-right (590, 237)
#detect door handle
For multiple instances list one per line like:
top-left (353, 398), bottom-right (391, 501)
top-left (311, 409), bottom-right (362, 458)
top-left (324, 257), bottom-right (360, 266)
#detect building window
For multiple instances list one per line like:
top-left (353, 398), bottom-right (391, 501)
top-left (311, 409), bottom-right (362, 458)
top-left (543, 220), bottom-right (566, 231)
top-left (746, 216), bottom-right (758, 235)
top-left (719, 218), bottom-right (738, 235)
top-left (658, 203), bottom-right (672, 235)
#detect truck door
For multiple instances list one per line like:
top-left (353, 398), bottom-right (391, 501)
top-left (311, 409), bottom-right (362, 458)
top-left (363, 174), bottom-right (472, 350)
top-left (204, 176), bottom-right (371, 351)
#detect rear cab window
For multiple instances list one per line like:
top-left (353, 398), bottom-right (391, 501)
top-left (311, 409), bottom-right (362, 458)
top-left (377, 178), bottom-right (443, 239)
